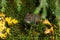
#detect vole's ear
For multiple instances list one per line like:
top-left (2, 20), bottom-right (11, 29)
top-left (26, 13), bottom-right (31, 16)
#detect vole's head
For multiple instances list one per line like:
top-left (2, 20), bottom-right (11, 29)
top-left (24, 13), bottom-right (41, 24)
top-left (24, 13), bottom-right (34, 23)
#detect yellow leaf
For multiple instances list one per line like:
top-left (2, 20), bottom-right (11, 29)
top-left (6, 28), bottom-right (11, 35)
top-left (44, 28), bottom-right (50, 34)
top-left (0, 33), bottom-right (6, 39)
top-left (12, 19), bottom-right (18, 24)
top-left (5, 17), bottom-right (12, 25)
top-left (43, 19), bottom-right (51, 26)
top-left (0, 13), bottom-right (5, 17)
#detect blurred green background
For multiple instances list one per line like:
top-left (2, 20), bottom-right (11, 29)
top-left (0, 0), bottom-right (60, 40)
